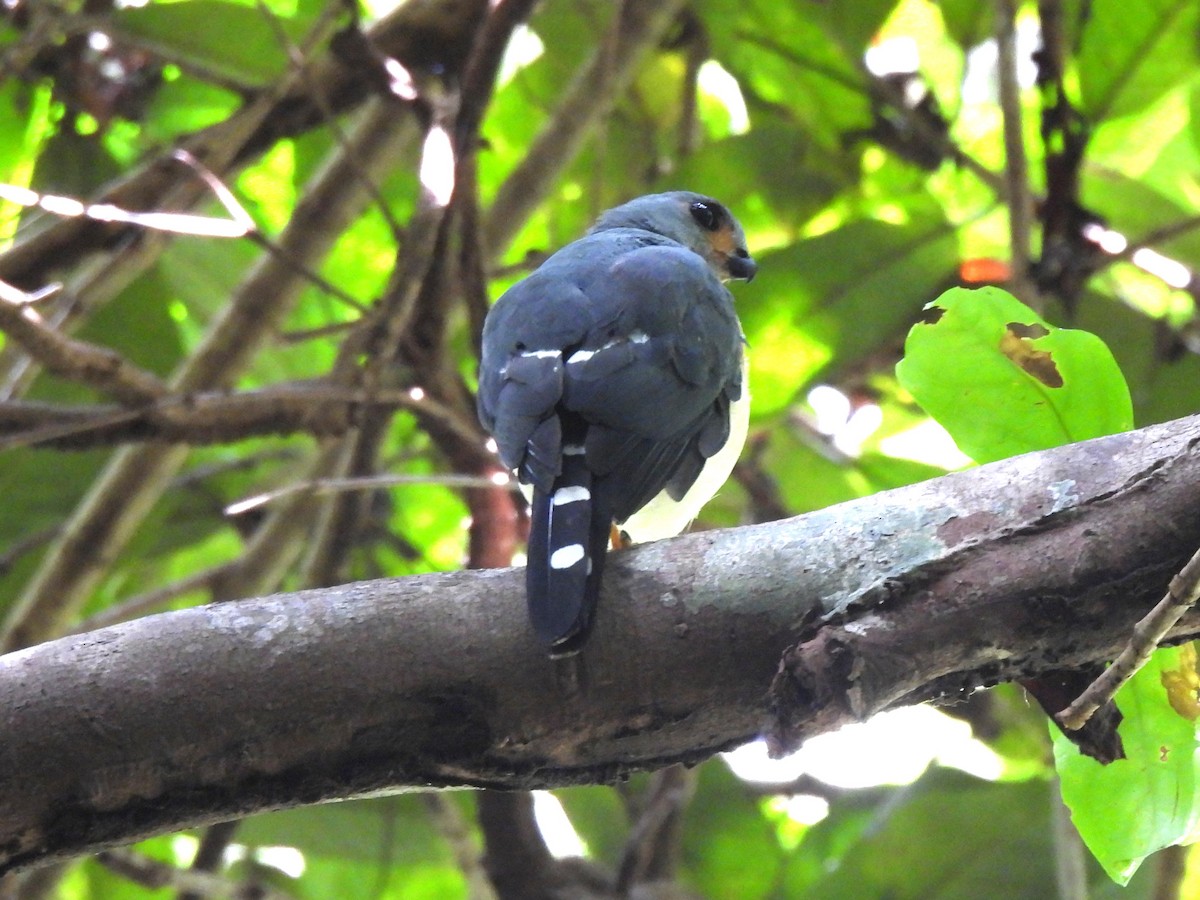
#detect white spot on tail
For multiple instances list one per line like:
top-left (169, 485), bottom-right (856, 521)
top-left (550, 544), bottom-right (586, 569)
top-left (553, 486), bottom-right (590, 505)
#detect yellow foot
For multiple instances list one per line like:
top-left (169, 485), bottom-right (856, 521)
top-left (610, 524), bottom-right (632, 550)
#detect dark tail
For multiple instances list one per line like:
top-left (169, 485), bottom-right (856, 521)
top-left (526, 452), bottom-right (609, 655)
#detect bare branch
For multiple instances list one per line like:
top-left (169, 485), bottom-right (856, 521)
top-left (0, 291), bottom-right (166, 405)
top-left (0, 382), bottom-right (450, 450)
top-left (3, 414), bottom-right (1200, 873)
top-left (996, 0), bottom-right (1038, 308)
top-left (0, 230), bottom-right (170, 402)
top-left (0, 103), bottom-right (422, 653)
top-left (483, 0), bottom-right (688, 256)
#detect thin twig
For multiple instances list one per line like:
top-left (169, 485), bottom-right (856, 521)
top-left (996, 0), bottom-right (1037, 307)
top-left (1057, 542), bottom-right (1200, 731)
top-left (227, 471), bottom-right (514, 517)
top-left (738, 31), bottom-right (1006, 196)
top-left (0, 229), bottom-right (167, 402)
top-left (0, 382), bottom-right (456, 450)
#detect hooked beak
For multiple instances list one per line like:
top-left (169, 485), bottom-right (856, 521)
top-left (726, 250), bottom-right (757, 282)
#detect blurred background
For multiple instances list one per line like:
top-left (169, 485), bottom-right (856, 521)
top-left (2, 0), bottom-right (1199, 896)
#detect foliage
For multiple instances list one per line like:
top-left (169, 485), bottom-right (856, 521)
top-left (899, 285), bottom-right (1196, 885)
top-left (2, 0), bottom-right (1200, 897)
top-left (1056, 646), bottom-right (1200, 885)
top-left (897, 285), bottom-right (1133, 463)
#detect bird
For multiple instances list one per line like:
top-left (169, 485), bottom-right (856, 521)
top-left (477, 191), bottom-right (756, 655)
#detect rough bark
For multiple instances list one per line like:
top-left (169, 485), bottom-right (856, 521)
top-left (2, 414), bottom-right (1199, 874)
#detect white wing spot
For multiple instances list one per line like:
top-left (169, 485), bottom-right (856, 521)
top-left (553, 485), bottom-right (590, 505)
top-left (520, 349), bottom-right (562, 359)
top-left (550, 544), bottom-right (586, 569)
top-left (567, 348), bottom-right (595, 364)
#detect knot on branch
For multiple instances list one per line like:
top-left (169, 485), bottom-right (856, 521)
top-left (766, 631), bottom-right (862, 757)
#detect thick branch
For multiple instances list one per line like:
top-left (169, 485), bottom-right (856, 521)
top-left (3, 415), bottom-right (1200, 873)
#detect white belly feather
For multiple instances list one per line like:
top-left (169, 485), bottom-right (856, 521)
top-left (621, 369), bottom-right (750, 543)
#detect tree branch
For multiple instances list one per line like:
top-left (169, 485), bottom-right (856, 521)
top-left (0, 383), bottom-right (452, 450)
top-left (0, 292), bottom-right (166, 405)
top-left (996, 0), bottom-right (1038, 308)
top-left (0, 102), bottom-right (421, 653)
top-left (2, 415), bottom-right (1200, 873)
top-left (483, 0), bottom-right (687, 257)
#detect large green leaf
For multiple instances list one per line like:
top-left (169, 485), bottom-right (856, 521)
top-left (896, 286), bottom-right (1133, 463)
top-left (744, 206), bottom-right (958, 414)
top-left (115, 1), bottom-right (316, 86)
top-left (238, 795), bottom-right (452, 863)
top-left (700, 0), bottom-right (875, 151)
top-left (1056, 644), bottom-right (1200, 884)
top-left (796, 771), bottom-right (1055, 898)
top-left (1077, 0), bottom-right (1200, 123)
top-left (788, 768), bottom-right (1156, 898)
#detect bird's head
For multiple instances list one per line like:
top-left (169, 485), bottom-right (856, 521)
top-left (591, 191), bottom-right (757, 283)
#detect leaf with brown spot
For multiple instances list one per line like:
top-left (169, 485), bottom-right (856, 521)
top-left (1161, 643), bottom-right (1200, 720)
top-left (897, 286), bottom-right (1132, 464)
top-left (999, 325), bottom-right (1064, 388)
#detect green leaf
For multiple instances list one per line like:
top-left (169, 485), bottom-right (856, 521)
top-left (939, 0), bottom-right (993, 49)
top-left (793, 771), bottom-right (1057, 898)
top-left (789, 768), bottom-right (1157, 898)
top-left (115, 1), bottom-right (312, 86)
top-left (679, 760), bottom-right (782, 899)
top-left (896, 286), bottom-right (1133, 463)
top-left (238, 795), bottom-right (451, 863)
top-left (1056, 644), bottom-right (1200, 884)
top-left (744, 206), bottom-right (958, 414)
top-left (1077, 0), bottom-right (1200, 123)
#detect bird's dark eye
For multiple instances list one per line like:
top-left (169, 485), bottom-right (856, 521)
top-left (690, 200), bottom-right (721, 231)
